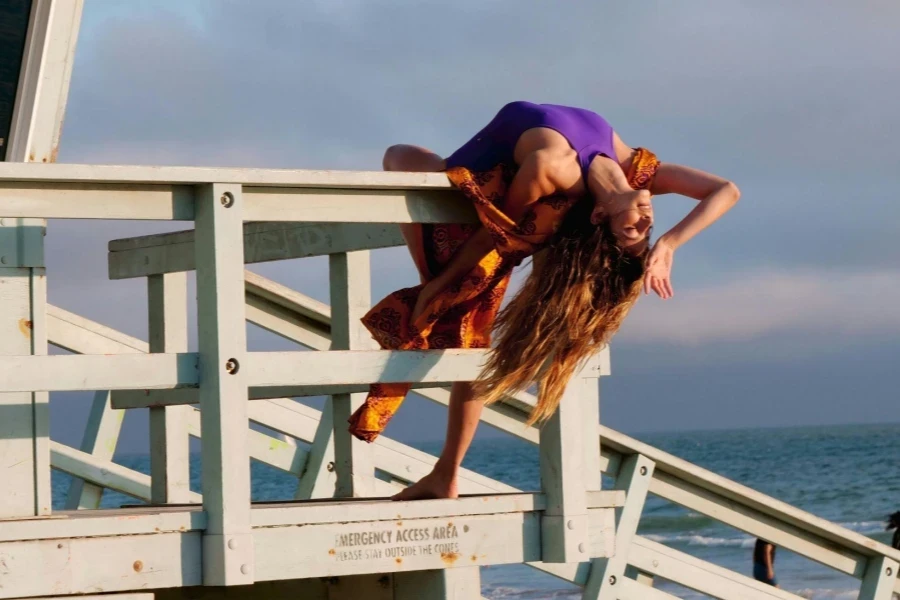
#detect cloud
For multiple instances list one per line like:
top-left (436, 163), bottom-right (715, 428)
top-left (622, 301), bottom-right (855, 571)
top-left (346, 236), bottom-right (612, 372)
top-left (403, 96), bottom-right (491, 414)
top-left (618, 268), bottom-right (900, 345)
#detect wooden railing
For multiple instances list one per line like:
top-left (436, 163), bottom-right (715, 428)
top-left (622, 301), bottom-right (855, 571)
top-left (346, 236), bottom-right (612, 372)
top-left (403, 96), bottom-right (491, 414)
top-left (2, 161), bottom-right (898, 600)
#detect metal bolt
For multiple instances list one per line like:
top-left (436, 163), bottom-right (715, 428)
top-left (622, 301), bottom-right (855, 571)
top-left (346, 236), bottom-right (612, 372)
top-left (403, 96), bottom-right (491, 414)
top-left (653, 560), bottom-right (659, 568)
top-left (578, 543), bottom-right (585, 553)
top-left (224, 358), bottom-right (239, 374)
top-left (326, 461), bottom-right (335, 472)
top-left (0, 256), bottom-right (7, 265)
top-left (640, 466), bottom-right (648, 476)
top-left (567, 520), bottom-right (575, 530)
top-left (887, 566), bottom-right (894, 576)
top-left (608, 575), bottom-right (617, 585)
top-left (228, 539), bottom-right (238, 550)
top-left (0, 218), bottom-right (7, 226)
top-left (220, 192), bottom-right (235, 207)
top-left (240, 564), bottom-right (250, 575)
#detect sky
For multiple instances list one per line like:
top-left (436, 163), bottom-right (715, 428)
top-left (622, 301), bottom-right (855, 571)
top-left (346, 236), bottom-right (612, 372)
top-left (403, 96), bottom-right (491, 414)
top-left (43, 0), bottom-right (900, 452)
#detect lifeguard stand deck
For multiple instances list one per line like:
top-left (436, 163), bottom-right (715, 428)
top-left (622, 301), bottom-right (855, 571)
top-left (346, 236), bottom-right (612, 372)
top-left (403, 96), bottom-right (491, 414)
top-left (2, 2), bottom-right (900, 600)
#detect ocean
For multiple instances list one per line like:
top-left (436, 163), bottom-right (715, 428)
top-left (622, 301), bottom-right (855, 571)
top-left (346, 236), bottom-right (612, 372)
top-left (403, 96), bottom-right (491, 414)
top-left (51, 423), bottom-right (900, 599)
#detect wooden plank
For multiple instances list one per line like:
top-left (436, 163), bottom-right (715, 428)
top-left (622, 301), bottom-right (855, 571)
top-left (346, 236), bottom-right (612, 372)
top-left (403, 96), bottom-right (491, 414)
top-left (148, 272), bottom-right (192, 504)
top-left (251, 493), bottom-right (547, 527)
top-left (539, 362), bottom-right (592, 563)
top-left (245, 349), bottom-right (488, 387)
top-left (0, 162), bottom-right (455, 189)
top-left (617, 578), bottom-right (678, 600)
top-left (110, 381), bottom-right (448, 409)
top-left (243, 187), bottom-right (476, 224)
top-left (0, 181), bottom-right (196, 220)
top-left (24, 595), bottom-right (155, 600)
top-left (253, 512), bottom-right (541, 580)
top-left (628, 535), bottom-right (808, 600)
top-left (108, 222), bottom-right (404, 279)
top-left (0, 508), bottom-right (205, 542)
top-left (30, 267), bottom-right (51, 515)
top-left (597, 423), bottom-right (900, 566)
top-left (47, 303), bottom-right (148, 354)
top-left (5, 0), bottom-right (83, 165)
top-left (0, 531), bottom-right (202, 598)
top-left (0, 268), bottom-right (39, 517)
top-left (50, 441), bottom-right (201, 504)
top-left (194, 182), bottom-right (253, 585)
top-left (649, 469), bottom-right (866, 577)
top-left (329, 251), bottom-right (376, 498)
top-left (64, 390), bottom-right (124, 509)
top-left (859, 556), bottom-right (900, 600)
top-left (583, 454), bottom-right (655, 600)
top-left (294, 400), bottom-right (337, 500)
top-left (0, 353), bottom-right (198, 392)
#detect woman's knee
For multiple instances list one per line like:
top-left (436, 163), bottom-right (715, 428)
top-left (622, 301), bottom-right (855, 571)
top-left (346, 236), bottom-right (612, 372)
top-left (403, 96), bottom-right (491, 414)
top-left (383, 144), bottom-right (444, 172)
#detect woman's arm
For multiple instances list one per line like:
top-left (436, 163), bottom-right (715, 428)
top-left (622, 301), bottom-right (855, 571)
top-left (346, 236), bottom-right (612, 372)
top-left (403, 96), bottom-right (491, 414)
top-left (642, 163), bottom-right (740, 298)
top-left (650, 162), bottom-right (740, 250)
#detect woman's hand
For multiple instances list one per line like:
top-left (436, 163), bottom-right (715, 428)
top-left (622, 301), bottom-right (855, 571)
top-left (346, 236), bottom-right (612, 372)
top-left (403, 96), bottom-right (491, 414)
top-left (644, 238), bottom-right (675, 299)
top-left (412, 280), bottom-right (444, 323)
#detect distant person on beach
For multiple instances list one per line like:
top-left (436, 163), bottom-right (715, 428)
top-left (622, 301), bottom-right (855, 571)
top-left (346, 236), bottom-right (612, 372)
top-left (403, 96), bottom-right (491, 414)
top-left (753, 539), bottom-right (779, 587)
top-left (349, 101), bottom-right (740, 500)
top-left (888, 511), bottom-right (900, 550)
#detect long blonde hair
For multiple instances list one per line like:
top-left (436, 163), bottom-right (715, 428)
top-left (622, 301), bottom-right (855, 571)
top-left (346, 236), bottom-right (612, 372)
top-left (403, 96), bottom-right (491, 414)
top-left (474, 198), bottom-right (647, 425)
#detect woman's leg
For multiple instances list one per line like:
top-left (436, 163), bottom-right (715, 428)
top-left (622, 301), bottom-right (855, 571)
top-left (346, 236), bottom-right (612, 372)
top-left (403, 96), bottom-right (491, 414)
top-left (383, 144), bottom-right (446, 283)
top-left (392, 381), bottom-right (481, 500)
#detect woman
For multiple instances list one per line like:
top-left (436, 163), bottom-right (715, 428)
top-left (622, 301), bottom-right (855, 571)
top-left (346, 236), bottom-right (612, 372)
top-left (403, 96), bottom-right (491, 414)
top-left (349, 101), bottom-right (740, 500)
top-left (752, 539), bottom-right (778, 587)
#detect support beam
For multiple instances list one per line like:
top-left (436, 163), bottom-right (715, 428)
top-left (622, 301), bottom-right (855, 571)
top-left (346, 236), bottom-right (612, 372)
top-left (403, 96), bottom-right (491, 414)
top-left (329, 250), bottom-right (376, 498)
top-left (859, 556), bottom-right (900, 600)
top-left (583, 454), bottom-right (655, 599)
top-left (539, 356), bottom-right (600, 563)
top-left (108, 221), bottom-right (404, 279)
top-left (394, 566), bottom-right (482, 600)
top-left (64, 390), bottom-right (124, 509)
top-left (194, 182), bottom-right (253, 586)
top-left (148, 272), bottom-right (192, 504)
top-left (294, 400), bottom-right (337, 500)
top-left (0, 0), bottom-right (82, 518)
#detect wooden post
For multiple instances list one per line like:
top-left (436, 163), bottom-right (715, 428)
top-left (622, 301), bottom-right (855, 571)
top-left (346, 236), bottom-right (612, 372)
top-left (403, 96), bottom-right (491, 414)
top-left (394, 567), bottom-right (481, 600)
top-left (583, 453), bottom-right (655, 600)
top-left (859, 555), bottom-right (899, 600)
top-left (539, 354), bottom-right (603, 563)
top-left (328, 251), bottom-right (375, 498)
top-left (194, 183), bottom-right (253, 585)
top-left (0, 0), bottom-right (83, 518)
top-left (148, 272), bottom-right (192, 504)
top-left (624, 566), bottom-right (655, 587)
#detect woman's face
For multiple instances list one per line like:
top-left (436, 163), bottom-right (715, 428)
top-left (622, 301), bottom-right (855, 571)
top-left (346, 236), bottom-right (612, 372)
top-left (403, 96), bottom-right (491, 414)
top-left (595, 193), bottom-right (654, 254)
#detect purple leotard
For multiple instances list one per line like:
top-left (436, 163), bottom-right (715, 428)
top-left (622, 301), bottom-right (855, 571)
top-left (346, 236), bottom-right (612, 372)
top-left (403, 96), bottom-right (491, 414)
top-left (445, 101), bottom-right (617, 179)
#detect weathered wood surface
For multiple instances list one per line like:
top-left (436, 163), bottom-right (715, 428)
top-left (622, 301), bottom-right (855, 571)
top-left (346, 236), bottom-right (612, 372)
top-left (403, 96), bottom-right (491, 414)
top-left (108, 221), bottom-right (404, 279)
top-left (194, 182), bottom-right (253, 585)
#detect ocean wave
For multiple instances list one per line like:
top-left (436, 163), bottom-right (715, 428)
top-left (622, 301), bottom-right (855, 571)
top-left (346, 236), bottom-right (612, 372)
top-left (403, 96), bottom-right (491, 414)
top-left (644, 533), bottom-right (756, 548)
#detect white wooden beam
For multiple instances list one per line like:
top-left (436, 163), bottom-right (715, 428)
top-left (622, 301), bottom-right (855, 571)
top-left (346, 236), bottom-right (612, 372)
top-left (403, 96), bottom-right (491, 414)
top-left (64, 390), bottom-right (124, 509)
top-left (583, 454), bottom-right (655, 600)
top-left (628, 535), bottom-right (807, 600)
top-left (859, 555), bottom-right (900, 600)
top-left (47, 303), bottom-right (149, 354)
top-left (539, 357), bottom-right (602, 563)
top-left (0, 162), bottom-right (455, 189)
top-left (108, 222), bottom-right (404, 280)
top-left (0, 353), bottom-right (198, 392)
top-left (148, 272), bottom-right (192, 504)
top-left (194, 182), bottom-right (253, 586)
top-left (294, 400), bottom-right (337, 500)
top-left (329, 250), bottom-right (376, 498)
top-left (51, 440), bottom-right (201, 504)
top-left (394, 567), bottom-right (481, 600)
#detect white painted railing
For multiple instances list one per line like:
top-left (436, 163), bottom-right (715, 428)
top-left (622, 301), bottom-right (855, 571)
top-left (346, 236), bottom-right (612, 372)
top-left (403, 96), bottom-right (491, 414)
top-left (1, 162), bottom-right (898, 600)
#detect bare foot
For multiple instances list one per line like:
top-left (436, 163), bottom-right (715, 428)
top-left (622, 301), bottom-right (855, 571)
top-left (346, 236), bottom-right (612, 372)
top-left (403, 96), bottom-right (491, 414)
top-left (392, 469), bottom-right (458, 501)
